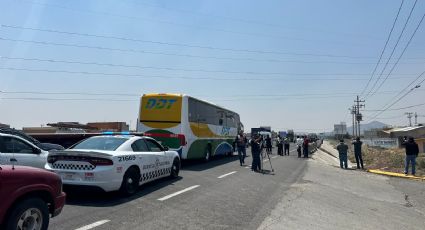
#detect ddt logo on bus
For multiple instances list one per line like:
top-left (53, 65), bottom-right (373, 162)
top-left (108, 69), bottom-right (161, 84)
top-left (146, 98), bottom-right (177, 109)
top-left (221, 127), bottom-right (230, 136)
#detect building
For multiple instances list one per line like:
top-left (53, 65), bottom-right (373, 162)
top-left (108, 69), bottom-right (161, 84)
top-left (334, 122), bottom-right (347, 138)
top-left (382, 126), bottom-right (425, 153)
top-left (364, 128), bottom-right (391, 138)
top-left (86, 122), bottom-right (129, 132)
top-left (0, 123), bottom-right (10, 128)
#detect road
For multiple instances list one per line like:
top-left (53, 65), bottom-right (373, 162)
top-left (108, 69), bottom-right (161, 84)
top-left (49, 145), bottom-right (425, 230)
top-left (50, 145), bottom-right (302, 230)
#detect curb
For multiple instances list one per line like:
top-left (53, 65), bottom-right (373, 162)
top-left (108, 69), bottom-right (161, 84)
top-left (367, 169), bottom-right (425, 181)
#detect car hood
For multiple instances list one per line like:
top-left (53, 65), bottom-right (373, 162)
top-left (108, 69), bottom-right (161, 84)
top-left (0, 165), bottom-right (57, 175)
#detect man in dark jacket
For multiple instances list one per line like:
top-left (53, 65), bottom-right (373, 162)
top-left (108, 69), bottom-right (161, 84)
top-left (337, 139), bottom-right (349, 169)
top-left (251, 134), bottom-right (262, 172)
top-left (352, 137), bottom-right (364, 169)
top-left (403, 137), bottom-right (419, 176)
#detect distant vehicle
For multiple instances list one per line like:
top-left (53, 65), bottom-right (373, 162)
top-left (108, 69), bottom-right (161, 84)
top-left (308, 133), bottom-right (318, 142)
top-left (0, 133), bottom-right (49, 169)
top-left (137, 93), bottom-right (242, 161)
top-left (0, 127), bottom-right (64, 151)
top-left (45, 135), bottom-right (180, 195)
top-left (0, 165), bottom-right (66, 230)
top-left (287, 130), bottom-right (295, 142)
top-left (278, 131), bottom-right (287, 138)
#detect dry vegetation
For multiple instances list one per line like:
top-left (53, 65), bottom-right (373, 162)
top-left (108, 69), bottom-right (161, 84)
top-left (329, 139), bottom-right (425, 176)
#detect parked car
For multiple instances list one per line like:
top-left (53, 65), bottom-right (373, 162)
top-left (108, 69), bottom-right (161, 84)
top-left (0, 127), bottom-right (64, 151)
top-left (46, 135), bottom-right (180, 196)
top-left (0, 165), bottom-right (66, 230)
top-left (0, 133), bottom-right (49, 169)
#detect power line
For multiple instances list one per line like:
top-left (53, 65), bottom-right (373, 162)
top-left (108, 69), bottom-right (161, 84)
top-left (367, 75), bottom-right (424, 120)
top-left (0, 89), bottom-right (412, 98)
top-left (2, 51), bottom-right (424, 67)
top-left (0, 67), bottom-right (419, 81)
top-left (360, 0), bottom-right (405, 96)
top-left (0, 26), bottom-right (376, 60)
top-left (364, 102), bottom-right (425, 111)
top-left (124, 0), bottom-right (382, 40)
top-left (371, 68), bottom-right (425, 115)
top-left (7, 1), bottom-right (371, 47)
top-left (1, 56), bottom-right (422, 78)
top-left (0, 97), bottom-right (138, 102)
top-left (369, 9), bottom-right (425, 97)
top-left (365, 0), bottom-right (418, 98)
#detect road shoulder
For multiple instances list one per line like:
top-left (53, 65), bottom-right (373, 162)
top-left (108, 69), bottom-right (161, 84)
top-left (257, 150), bottom-right (425, 230)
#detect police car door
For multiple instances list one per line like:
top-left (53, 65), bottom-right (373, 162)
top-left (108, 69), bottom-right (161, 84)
top-left (130, 139), bottom-right (153, 185)
top-left (0, 136), bottom-right (46, 168)
top-left (144, 139), bottom-right (170, 180)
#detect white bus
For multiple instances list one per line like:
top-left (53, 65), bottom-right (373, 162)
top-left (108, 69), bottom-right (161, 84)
top-left (136, 93), bottom-right (243, 161)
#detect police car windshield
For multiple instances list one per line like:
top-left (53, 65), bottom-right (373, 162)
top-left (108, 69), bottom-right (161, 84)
top-left (71, 137), bottom-right (127, 151)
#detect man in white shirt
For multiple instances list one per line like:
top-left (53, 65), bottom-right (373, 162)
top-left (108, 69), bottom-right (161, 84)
top-left (296, 136), bottom-right (303, 158)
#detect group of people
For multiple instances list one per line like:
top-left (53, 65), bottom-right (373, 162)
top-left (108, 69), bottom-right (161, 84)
top-left (234, 131), bottom-right (270, 172)
top-left (336, 136), bottom-right (419, 175)
top-left (235, 131), bottom-right (316, 173)
top-left (296, 136), bottom-right (310, 158)
top-left (276, 135), bottom-right (290, 156)
top-left (336, 137), bottom-right (364, 170)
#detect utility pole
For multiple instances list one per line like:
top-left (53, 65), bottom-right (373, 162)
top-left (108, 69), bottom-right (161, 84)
top-left (354, 96), bottom-right (365, 138)
top-left (350, 106), bottom-right (357, 137)
top-left (405, 112), bottom-right (413, 127)
top-left (414, 112), bottom-right (418, 125)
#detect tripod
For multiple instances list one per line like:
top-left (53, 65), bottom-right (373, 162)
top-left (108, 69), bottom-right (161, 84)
top-left (260, 145), bottom-right (274, 173)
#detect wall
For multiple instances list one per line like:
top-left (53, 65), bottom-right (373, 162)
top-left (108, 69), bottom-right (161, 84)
top-left (363, 138), bottom-right (399, 148)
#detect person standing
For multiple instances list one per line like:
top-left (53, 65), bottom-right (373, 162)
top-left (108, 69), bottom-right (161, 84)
top-left (235, 130), bottom-right (247, 166)
top-left (336, 139), bottom-right (349, 169)
top-left (296, 136), bottom-right (303, 158)
top-left (351, 137), bottom-right (364, 169)
top-left (251, 134), bottom-right (262, 172)
top-left (284, 137), bottom-right (290, 155)
top-left (402, 137), bottom-right (419, 176)
top-left (277, 135), bottom-right (283, 156)
top-left (302, 136), bottom-right (309, 158)
top-left (266, 135), bottom-right (272, 154)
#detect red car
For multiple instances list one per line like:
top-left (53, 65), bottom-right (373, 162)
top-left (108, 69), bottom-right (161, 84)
top-left (0, 165), bottom-right (66, 230)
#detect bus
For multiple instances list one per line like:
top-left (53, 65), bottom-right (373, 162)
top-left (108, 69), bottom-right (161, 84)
top-left (136, 93), bottom-right (243, 161)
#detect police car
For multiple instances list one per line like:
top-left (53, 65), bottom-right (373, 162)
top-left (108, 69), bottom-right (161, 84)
top-left (45, 135), bottom-right (180, 195)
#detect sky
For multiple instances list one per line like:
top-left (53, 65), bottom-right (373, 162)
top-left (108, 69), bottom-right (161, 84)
top-left (1, 0), bottom-right (425, 133)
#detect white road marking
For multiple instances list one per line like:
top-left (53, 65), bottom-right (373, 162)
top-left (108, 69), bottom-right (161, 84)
top-left (272, 156), bottom-right (278, 159)
top-left (217, 171), bottom-right (237, 179)
top-left (75, 220), bottom-right (110, 230)
top-left (158, 185), bottom-right (200, 201)
top-left (245, 165), bottom-right (251, 168)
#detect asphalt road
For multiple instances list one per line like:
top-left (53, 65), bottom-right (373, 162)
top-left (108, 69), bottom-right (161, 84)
top-left (49, 145), bottom-right (425, 230)
top-left (49, 145), bottom-right (304, 230)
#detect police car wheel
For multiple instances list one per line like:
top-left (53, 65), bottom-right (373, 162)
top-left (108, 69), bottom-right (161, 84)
top-left (120, 167), bottom-right (140, 196)
top-left (170, 158), bottom-right (180, 178)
